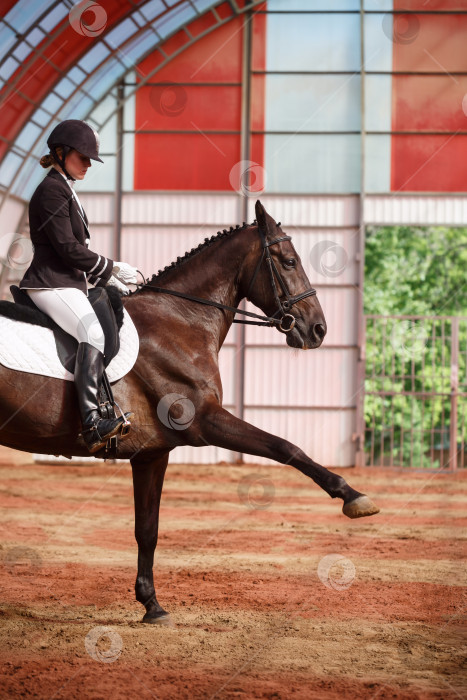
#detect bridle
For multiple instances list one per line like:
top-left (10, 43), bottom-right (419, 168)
top-left (137, 224), bottom-right (317, 333)
top-left (244, 226), bottom-right (317, 332)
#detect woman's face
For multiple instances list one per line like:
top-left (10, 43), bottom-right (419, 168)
top-left (64, 149), bottom-right (91, 180)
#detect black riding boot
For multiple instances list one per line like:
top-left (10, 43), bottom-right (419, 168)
top-left (74, 342), bottom-right (133, 454)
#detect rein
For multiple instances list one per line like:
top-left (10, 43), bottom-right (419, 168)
top-left (135, 226), bottom-right (317, 333)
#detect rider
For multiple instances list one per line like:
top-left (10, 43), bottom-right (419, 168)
top-left (19, 119), bottom-right (137, 454)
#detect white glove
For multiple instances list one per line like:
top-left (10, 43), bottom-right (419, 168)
top-left (106, 275), bottom-right (130, 295)
top-left (113, 262), bottom-right (138, 285)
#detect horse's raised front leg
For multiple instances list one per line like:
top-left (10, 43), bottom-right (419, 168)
top-left (131, 452), bottom-right (171, 624)
top-left (199, 406), bottom-right (379, 518)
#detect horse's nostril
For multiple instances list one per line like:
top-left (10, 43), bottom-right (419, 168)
top-left (314, 323), bottom-right (326, 339)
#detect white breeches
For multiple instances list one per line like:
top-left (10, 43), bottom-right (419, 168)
top-left (26, 288), bottom-right (105, 353)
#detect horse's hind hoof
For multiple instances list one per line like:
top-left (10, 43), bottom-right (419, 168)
top-left (343, 495), bottom-right (380, 519)
top-left (142, 612), bottom-right (175, 627)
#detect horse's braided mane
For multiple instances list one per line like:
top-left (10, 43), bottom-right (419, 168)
top-left (132, 220), bottom-right (256, 293)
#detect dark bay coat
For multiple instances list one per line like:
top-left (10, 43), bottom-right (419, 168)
top-left (20, 168), bottom-right (113, 293)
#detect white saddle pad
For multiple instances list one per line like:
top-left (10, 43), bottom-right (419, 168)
top-left (0, 308), bottom-right (139, 383)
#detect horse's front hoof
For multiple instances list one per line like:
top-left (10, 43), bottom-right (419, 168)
top-left (142, 611), bottom-right (175, 627)
top-left (343, 495), bottom-right (380, 519)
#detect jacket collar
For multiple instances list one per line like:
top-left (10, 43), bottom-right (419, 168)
top-left (47, 168), bottom-right (74, 187)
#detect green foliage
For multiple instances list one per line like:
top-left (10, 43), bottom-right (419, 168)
top-left (364, 225), bottom-right (467, 316)
top-left (364, 226), bottom-right (467, 468)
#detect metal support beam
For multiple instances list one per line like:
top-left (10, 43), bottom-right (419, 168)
top-left (355, 0), bottom-right (367, 467)
top-left (234, 6), bottom-right (253, 464)
top-left (449, 317), bottom-right (459, 471)
top-left (114, 81), bottom-right (124, 262)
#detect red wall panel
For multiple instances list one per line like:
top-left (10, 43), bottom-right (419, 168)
top-left (392, 76), bottom-right (467, 132)
top-left (391, 135), bottom-right (467, 192)
top-left (135, 133), bottom-right (241, 190)
top-left (135, 7), bottom-right (267, 192)
top-left (391, 13), bottom-right (467, 192)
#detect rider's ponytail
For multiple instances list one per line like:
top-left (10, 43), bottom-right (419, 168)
top-left (39, 146), bottom-right (64, 168)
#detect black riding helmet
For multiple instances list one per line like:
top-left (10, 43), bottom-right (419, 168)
top-left (47, 119), bottom-right (103, 181)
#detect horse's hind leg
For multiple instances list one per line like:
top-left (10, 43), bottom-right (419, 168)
top-left (131, 452), bottom-right (172, 624)
top-left (199, 406), bottom-right (379, 518)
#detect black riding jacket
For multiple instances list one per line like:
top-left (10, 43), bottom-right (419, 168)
top-left (20, 168), bottom-right (113, 293)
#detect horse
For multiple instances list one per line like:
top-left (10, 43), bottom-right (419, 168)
top-left (0, 200), bottom-right (379, 624)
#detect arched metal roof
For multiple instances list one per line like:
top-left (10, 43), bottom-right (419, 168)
top-left (0, 0), bottom-right (263, 201)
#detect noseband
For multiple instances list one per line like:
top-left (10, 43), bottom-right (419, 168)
top-left (138, 224), bottom-right (317, 333)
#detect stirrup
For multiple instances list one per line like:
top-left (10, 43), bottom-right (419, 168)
top-left (114, 402), bottom-right (133, 436)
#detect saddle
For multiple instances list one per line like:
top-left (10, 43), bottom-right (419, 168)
top-left (5, 285), bottom-right (123, 372)
top-left (0, 286), bottom-right (125, 460)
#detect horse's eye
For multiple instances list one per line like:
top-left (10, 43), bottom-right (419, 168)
top-left (283, 258), bottom-right (296, 269)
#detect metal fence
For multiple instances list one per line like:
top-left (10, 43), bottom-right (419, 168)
top-left (363, 315), bottom-right (466, 470)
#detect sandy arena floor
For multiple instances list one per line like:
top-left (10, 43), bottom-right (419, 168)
top-left (0, 445), bottom-right (465, 699)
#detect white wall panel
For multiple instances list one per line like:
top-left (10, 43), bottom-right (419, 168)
top-left (218, 346), bottom-right (236, 406)
top-left (292, 227), bottom-right (359, 287)
top-left (122, 192), bottom-right (241, 226)
top-left (78, 192), bottom-right (114, 224)
top-left (170, 444), bottom-right (235, 465)
top-left (245, 287), bottom-right (358, 347)
top-left (84, 226), bottom-right (114, 261)
top-left (119, 225), bottom-right (223, 279)
top-left (0, 195), bottom-right (26, 238)
top-left (246, 195), bottom-right (360, 227)
top-left (243, 408), bottom-right (356, 467)
top-left (244, 347), bottom-right (358, 409)
top-left (365, 195), bottom-right (467, 226)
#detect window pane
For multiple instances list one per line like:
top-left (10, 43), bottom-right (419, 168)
top-left (364, 14), bottom-right (393, 73)
top-left (139, 0), bottom-right (165, 23)
top-left (268, 0), bottom-right (359, 8)
top-left (0, 24), bottom-right (17, 62)
top-left (365, 134), bottom-right (390, 192)
top-left (261, 74), bottom-right (361, 132)
top-left (365, 74), bottom-right (391, 132)
top-left (16, 121), bottom-right (42, 152)
top-left (5, 0), bottom-right (44, 33)
top-left (0, 56), bottom-right (19, 81)
top-left (265, 134), bottom-right (361, 193)
top-left (266, 13), bottom-right (361, 72)
top-left (79, 155), bottom-right (115, 192)
top-left (0, 151), bottom-right (23, 187)
top-left (78, 43), bottom-right (111, 74)
top-left (12, 156), bottom-right (43, 200)
top-left (153, 2), bottom-right (196, 39)
top-left (39, 3), bottom-right (68, 32)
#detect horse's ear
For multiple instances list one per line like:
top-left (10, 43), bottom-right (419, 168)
top-left (255, 200), bottom-right (267, 232)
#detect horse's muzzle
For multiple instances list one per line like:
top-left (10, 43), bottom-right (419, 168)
top-left (285, 318), bottom-right (327, 349)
